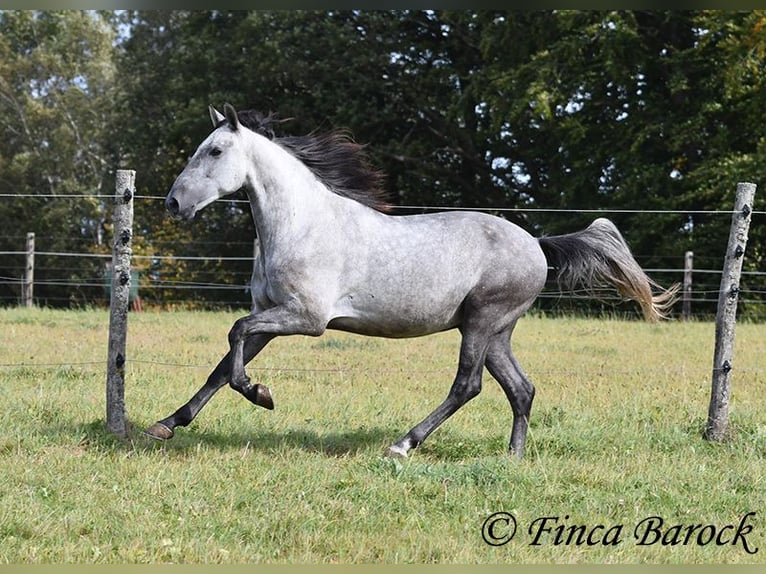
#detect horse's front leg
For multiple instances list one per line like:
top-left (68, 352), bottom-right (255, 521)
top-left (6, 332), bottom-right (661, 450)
top-left (144, 334), bottom-right (274, 440)
top-left (228, 304), bottom-right (326, 396)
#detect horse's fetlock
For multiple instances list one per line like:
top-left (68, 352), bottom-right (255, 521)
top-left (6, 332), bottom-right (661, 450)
top-left (230, 373), bottom-right (251, 393)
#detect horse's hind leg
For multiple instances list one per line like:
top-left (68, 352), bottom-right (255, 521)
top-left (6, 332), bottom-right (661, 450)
top-left (387, 328), bottom-right (490, 458)
top-left (484, 324), bottom-right (535, 459)
top-left (144, 334), bottom-right (274, 440)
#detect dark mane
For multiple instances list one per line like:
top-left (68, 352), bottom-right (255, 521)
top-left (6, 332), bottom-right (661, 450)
top-left (234, 109), bottom-right (392, 213)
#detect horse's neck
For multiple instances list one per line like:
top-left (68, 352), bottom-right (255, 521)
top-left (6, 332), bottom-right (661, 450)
top-left (245, 135), bottom-right (336, 252)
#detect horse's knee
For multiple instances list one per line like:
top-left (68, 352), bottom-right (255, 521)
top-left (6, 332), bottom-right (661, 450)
top-left (449, 376), bottom-right (482, 404)
top-left (466, 379), bottom-right (482, 402)
top-left (228, 317), bottom-right (248, 346)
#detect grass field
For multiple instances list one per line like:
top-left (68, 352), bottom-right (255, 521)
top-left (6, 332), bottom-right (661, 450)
top-left (0, 307), bottom-right (764, 563)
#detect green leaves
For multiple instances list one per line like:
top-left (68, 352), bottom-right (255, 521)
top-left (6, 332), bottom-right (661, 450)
top-left (0, 10), bottom-right (764, 312)
top-left (0, 11), bottom-right (118, 305)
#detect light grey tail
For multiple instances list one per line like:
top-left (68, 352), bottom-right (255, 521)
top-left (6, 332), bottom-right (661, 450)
top-left (538, 218), bottom-right (679, 321)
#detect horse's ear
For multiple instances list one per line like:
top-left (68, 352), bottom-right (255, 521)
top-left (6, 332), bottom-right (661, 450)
top-left (209, 105), bottom-right (224, 127)
top-left (223, 103), bottom-right (240, 131)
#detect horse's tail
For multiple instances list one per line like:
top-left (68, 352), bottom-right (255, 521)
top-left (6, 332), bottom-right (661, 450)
top-left (538, 218), bottom-right (679, 322)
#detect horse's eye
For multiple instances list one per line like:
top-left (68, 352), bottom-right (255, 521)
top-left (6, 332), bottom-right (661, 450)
top-left (210, 147), bottom-right (222, 157)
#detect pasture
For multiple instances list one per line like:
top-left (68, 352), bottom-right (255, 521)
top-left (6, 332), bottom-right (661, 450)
top-left (0, 307), bottom-right (764, 563)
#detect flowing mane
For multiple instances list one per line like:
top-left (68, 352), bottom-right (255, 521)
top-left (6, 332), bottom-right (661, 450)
top-left (230, 110), bottom-right (392, 213)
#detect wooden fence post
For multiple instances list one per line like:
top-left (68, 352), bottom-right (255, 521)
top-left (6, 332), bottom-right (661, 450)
top-left (682, 250), bottom-right (693, 320)
top-left (23, 232), bottom-right (34, 308)
top-left (705, 182), bottom-right (756, 442)
top-left (106, 169), bottom-right (135, 437)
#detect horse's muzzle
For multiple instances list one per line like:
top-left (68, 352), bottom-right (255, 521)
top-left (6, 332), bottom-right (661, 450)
top-left (165, 196), bottom-right (181, 217)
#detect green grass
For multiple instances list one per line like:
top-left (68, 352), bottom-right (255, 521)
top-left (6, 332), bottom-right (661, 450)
top-left (0, 307), bottom-right (764, 563)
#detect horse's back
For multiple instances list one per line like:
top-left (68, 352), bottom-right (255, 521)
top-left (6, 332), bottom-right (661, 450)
top-left (384, 210), bottom-right (546, 289)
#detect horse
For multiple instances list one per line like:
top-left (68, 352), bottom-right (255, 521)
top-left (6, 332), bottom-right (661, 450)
top-left (144, 103), bottom-right (677, 459)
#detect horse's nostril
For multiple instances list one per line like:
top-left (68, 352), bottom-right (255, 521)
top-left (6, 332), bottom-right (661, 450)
top-left (166, 196), bottom-right (180, 216)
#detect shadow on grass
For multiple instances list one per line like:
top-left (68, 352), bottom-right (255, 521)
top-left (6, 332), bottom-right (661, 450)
top-left (69, 417), bottom-right (399, 458)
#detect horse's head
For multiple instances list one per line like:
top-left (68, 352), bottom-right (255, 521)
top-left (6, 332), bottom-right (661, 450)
top-left (165, 103), bottom-right (249, 220)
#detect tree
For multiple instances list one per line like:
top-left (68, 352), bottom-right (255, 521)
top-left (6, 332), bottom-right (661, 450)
top-left (478, 11), bottom-right (766, 315)
top-left (2, 9), bottom-right (758, 315)
top-left (0, 10), bottom-right (117, 305)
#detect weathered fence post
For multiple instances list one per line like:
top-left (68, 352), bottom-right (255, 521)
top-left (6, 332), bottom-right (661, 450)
top-left (106, 169), bottom-right (135, 437)
top-left (22, 232), bottom-right (34, 308)
top-left (682, 250), bottom-right (693, 321)
top-left (705, 182), bottom-right (756, 442)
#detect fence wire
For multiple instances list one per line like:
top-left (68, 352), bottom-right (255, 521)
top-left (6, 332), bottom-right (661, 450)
top-left (0, 192), bottom-right (763, 374)
top-left (0, 356), bottom-right (760, 377)
top-left (1, 192), bottom-right (764, 215)
top-left (1, 193), bottom-right (764, 314)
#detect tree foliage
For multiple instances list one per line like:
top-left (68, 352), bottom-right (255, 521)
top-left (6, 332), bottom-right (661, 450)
top-left (1, 10), bottom-right (764, 315)
top-left (0, 10), bottom-right (116, 305)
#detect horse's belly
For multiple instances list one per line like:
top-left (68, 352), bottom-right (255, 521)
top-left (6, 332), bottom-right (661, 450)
top-left (327, 286), bottom-right (465, 337)
top-left (327, 308), bottom-right (462, 338)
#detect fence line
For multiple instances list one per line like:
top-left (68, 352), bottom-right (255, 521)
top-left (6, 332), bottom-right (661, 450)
top-left (0, 179), bottom-right (759, 453)
top-left (0, 267), bottom-right (764, 296)
top-left (5, 245), bottom-right (766, 274)
top-left (0, 355), bottom-right (762, 376)
top-left (1, 259), bottom-right (764, 304)
top-left (0, 179), bottom-right (761, 444)
top-left (1, 193), bottom-right (765, 314)
top-left (2, 192), bottom-right (766, 216)
top-left (1, 251), bottom-right (254, 262)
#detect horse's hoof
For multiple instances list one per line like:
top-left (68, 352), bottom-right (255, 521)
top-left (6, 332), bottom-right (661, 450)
top-left (144, 422), bottom-right (174, 440)
top-left (385, 444), bottom-right (408, 459)
top-left (244, 383), bottom-right (274, 410)
top-left (255, 384), bottom-right (274, 410)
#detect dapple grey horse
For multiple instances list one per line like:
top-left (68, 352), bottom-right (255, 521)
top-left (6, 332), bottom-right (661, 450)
top-left (145, 104), bottom-right (677, 458)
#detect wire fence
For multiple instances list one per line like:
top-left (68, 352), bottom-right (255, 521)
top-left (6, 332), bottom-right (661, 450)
top-left (0, 191), bottom-right (763, 380)
top-left (0, 193), bottom-right (764, 316)
top-left (1, 249), bottom-right (762, 312)
top-left (0, 355), bottom-right (761, 379)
